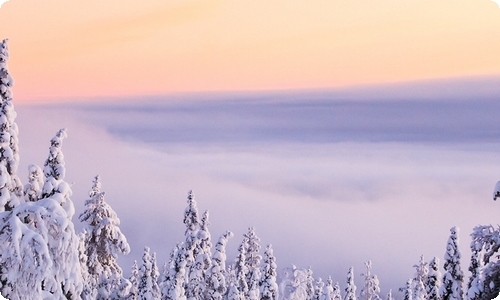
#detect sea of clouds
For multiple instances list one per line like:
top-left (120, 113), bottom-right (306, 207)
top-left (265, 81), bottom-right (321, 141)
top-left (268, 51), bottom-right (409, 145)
top-left (14, 81), bottom-right (500, 296)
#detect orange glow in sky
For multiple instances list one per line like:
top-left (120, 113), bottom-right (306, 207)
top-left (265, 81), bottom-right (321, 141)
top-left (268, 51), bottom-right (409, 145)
top-left (0, 0), bottom-right (499, 103)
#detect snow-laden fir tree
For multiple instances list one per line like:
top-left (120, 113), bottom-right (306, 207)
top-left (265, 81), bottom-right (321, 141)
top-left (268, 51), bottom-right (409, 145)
top-left (79, 175), bottom-right (131, 299)
top-left (243, 226), bottom-right (262, 299)
top-left (129, 260), bottom-right (139, 300)
top-left (440, 226), bottom-right (464, 300)
top-left (425, 257), bottom-right (442, 300)
top-left (206, 231), bottom-right (234, 300)
top-left (183, 190), bottom-right (200, 271)
top-left (167, 243), bottom-right (188, 300)
top-left (138, 247), bottom-right (160, 300)
top-left (313, 277), bottom-right (324, 300)
top-left (160, 244), bottom-right (178, 300)
top-left (234, 238), bottom-right (249, 298)
top-left (412, 256), bottom-right (428, 300)
top-left (0, 130), bottom-right (83, 299)
top-left (401, 279), bottom-right (413, 300)
top-left (306, 267), bottom-right (315, 300)
top-left (323, 277), bottom-right (335, 300)
top-left (260, 244), bottom-right (279, 300)
top-left (0, 39), bottom-right (21, 212)
top-left (187, 210), bottom-right (212, 300)
top-left (332, 281), bottom-right (342, 300)
top-left (385, 290), bottom-right (394, 300)
top-left (467, 224), bottom-right (500, 299)
top-left (41, 128), bottom-right (75, 218)
top-left (359, 261), bottom-right (381, 300)
top-left (24, 164), bottom-right (44, 202)
top-left (345, 267), bottom-right (357, 300)
top-left (227, 264), bottom-right (245, 300)
top-left (278, 265), bottom-right (310, 300)
top-left (466, 237), bottom-right (484, 300)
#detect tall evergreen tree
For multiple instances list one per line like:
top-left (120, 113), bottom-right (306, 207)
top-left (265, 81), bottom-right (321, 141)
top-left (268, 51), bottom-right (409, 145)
top-left (345, 267), bottom-right (357, 300)
top-left (425, 257), bottom-right (442, 300)
top-left (440, 226), bottom-right (464, 300)
top-left (359, 261), bottom-right (381, 300)
top-left (242, 226), bottom-right (262, 299)
top-left (323, 277), bottom-right (335, 300)
top-left (0, 39), bottom-right (21, 212)
top-left (79, 175), bottom-right (130, 299)
top-left (313, 277), bottom-right (324, 300)
top-left (385, 290), bottom-right (394, 300)
top-left (167, 243), bottom-right (188, 300)
top-left (0, 130), bottom-right (82, 299)
top-left (412, 256), bottom-right (428, 300)
top-left (260, 244), bottom-right (279, 300)
top-left (234, 239), bottom-right (249, 298)
top-left (183, 190), bottom-right (200, 272)
top-left (187, 210), bottom-right (212, 300)
top-left (138, 247), bottom-right (160, 300)
top-left (401, 279), bottom-right (413, 300)
top-left (129, 260), bottom-right (139, 300)
top-left (332, 281), bottom-right (342, 300)
top-left (207, 231), bottom-right (233, 300)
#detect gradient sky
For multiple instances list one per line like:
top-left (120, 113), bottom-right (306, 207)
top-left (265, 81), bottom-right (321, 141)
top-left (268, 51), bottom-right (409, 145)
top-left (0, 0), bottom-right (499, 103)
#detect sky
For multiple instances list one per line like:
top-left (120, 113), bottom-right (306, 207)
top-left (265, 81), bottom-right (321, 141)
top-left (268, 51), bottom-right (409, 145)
top-left (0, 0), bottom-right (499, 103)
top-left (2, 0), bottom-right (500, 299)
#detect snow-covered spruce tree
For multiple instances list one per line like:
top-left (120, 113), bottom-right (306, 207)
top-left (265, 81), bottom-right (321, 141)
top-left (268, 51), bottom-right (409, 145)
top-left (79, 175), bottom-right (131, 299)
top-left (313, 277), bottom-right (324, 300)
top-left (425, 257), bottom-right (442, 300)
top-left (412, 256), bottom-right (428, 300)
top-left (440, 226), bottom-right (464, 300)
top-left (243, 226), bottom-right (262, 298)
top-left (187, 210), bottom-right (212, 300)
top-left (206, 231), bottom-right (234, 300)
top-left (401, 279), bottom-right (413, 300)
top-left (138, 247), bottom-right (160, 300)
top-left (129, 260), bottom-right (139, 300)
top-left (306, 267), bottom-right (315, 300)
top-left (323, 277), bottom-right (334, 300)
top-left (160, 244), bottom-right (178, 300)
top-left (167, 243), bottom-right (188, 300)
top-left (466, 236), bottom-right (484, 300)
top-left (41, 128), bottom-right (75, 218)
top-left (234, 238), bottom-right (249, 298)
top-left (260, 244), bottom-right (279, 300)
top-left (468, 224), bottom-right (500, 299)
top-left (385, 290), bottom-right (394, 300)
top-left (24, 164), bottom-right (44, 202)
top-left (0, 39), bottom-right (21, 212)
top-left (359, 261), bottom-right (381, 300)
top-left (183, 190), bottom-right (200, 271)
top-left (227, 264), bottom-right (244, 300)
top-left (332, 281), bottom-right (342, 300)
top-left (345, 267), bottom-right (357, 300)
top-left (0, 129), bottom-right (83, 299)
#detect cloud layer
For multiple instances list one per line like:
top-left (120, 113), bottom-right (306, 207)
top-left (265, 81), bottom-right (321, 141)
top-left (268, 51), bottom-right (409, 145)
top-left (14, 91), bottom-right (500, 296)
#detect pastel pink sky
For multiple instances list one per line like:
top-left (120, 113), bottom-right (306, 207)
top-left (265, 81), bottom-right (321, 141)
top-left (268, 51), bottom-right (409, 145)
top-left (0, 0), bottom-right (499, 103)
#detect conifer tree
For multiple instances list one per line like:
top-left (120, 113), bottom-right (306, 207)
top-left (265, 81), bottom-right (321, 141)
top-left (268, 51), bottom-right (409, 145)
top-left (440, 226), bottom-right (464, 300)
top-left (207, 231), bottom-right (234, 300)
top-left (187, 210), bottom-right (212, 299)
top-left (412, 256), bottom-right (428, 300)
top-left (41, 128), bottom-right (75, 218)
top-left (467, 237), bottom-right (484, 300)
top-left (305, 266), bottom-right (315, 300)
top-left (243, 226), bottom-right (262, 295)
top-left (79, 175), bottom-right (130, 299)
top-left (313, 277), bottom-right (324, 300)
top-left (167, 243), bottom-right (188, 300)
top-left (385, 290), bottom-right (394, 300)
top-left (402, 279), bottom-right (413, 300)
top-left (0, 39), bottom-right (21, 212)
top-left (161, 244), bottom-right (178, 300)
top-left (323, 277), bottom-right (334, 300)
top-left (183, 190), bottom-right (200, 271)
top-left (260, 244), bottom-right (279, 300)
top-left (234, 239), bottom-right (249, 298)
top-left (359, 261), bottom-right (381, 300)
top-left (138, 247), bottom-right (160, 300)
top-left (332, 281), bottom-right (342, 300)
top-left (425, 257), bottom-right (442, 300)
top-left (345, 267), bottom-right (357, 300)
top-left (129, 260), bottom-right (139, 300)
